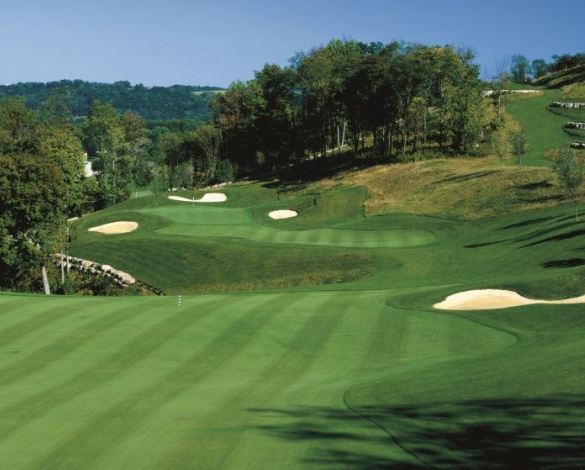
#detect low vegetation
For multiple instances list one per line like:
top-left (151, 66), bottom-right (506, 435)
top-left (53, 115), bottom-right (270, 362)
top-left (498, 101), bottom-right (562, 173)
top-left (316, 156), bottom-right (567, 219)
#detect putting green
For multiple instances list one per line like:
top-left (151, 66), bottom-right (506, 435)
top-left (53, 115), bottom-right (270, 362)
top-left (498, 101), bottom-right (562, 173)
top-left (155, 223), bottom-right (436, 248)
top-left (141, 206), bottom-right (254, 225)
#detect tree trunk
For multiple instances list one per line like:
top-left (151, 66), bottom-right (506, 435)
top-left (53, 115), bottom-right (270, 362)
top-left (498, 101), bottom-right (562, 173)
top-left (42, 265), bottom-right (51, 295)
top-left (66, 226), bottom-right (70, 274)
top-left (423, 109), bottom-right (427, 148)
top-left (341, 121), bottom-right (347, 149)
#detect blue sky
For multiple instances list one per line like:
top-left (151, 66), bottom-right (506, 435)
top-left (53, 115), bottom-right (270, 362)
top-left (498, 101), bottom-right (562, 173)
top-left (0, 0), bottom-right (582, 87)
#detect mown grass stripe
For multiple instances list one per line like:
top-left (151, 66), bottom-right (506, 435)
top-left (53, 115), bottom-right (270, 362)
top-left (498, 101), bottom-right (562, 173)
top-left (0, 298), bottom-right (150, 392)
top-left (29, 294), bottom-right (301, 469)
top-left (0, 298), bottom-right (55, 331)
top-left (0, 295), bottom-right (240, 446)
top-left (84, 292), bottom-right (318, 468)
top-left (0, 300), bottom-right (90, 350)
top-left (361, 303), bottom-right (410, 369)
top-left (160, 293), bottom-right (357, 468)
top-left (0, 297), bottom-right (48, 316)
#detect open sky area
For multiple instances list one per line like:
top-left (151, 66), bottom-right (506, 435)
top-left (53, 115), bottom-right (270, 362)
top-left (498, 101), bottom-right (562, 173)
top-left (0, 0), bottom-right (583, 87)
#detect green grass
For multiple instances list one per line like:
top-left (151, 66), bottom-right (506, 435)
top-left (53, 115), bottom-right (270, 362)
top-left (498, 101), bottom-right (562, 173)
top-left (1, 199), bottom-right (585, 467)
top-left (506, 89), bottom-right (575, 166)
top-left (3, 154), bottom-right (585, 467)
top-left (67, 185), bottom-right (437, 293)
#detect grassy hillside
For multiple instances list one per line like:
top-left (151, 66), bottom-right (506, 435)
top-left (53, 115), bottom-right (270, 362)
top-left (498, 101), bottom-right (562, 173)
top-left (532, 63), bottom-right (585, 88)
top-left (315, 156), bottom-right (574, 219)
top-left (1, 195), bottom-right (585, 467)
top-left (506, 89), bottom-right (577, 166)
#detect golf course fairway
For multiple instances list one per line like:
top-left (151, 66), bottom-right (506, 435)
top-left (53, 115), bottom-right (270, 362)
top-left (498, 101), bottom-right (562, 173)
top-left (1, 183), bottom-right (585, 468)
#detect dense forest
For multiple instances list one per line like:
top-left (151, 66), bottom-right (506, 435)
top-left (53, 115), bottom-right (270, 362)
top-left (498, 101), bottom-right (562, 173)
top-left (177, 40), bottom-right (490, 181)
top-left (0, 80), bottom-right (222, 121)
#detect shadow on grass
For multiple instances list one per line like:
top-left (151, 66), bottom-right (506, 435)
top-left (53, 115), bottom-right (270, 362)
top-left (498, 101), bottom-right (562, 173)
top-left (465, 240), bottom-right (508, 248)
top-left (264, 153), bottom-right (390, 188)
top-left (543, 258), bottom-right (585, 268)
top-left (522, 229), bottom-right (585, 247)
top-left (250, 395), bottom-right (585, 469)
top-left (516, 180), bottom-right (554, 191)
top-left (434, 170), bottom-right (498, 185)
top-left (501, 215), bottom-right (557, 230)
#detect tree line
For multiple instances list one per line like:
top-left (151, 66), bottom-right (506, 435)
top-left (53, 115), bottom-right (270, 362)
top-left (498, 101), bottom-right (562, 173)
top-left (0, 80), bottom-right (222, 121)
top-left (510, 52), bottom-right (585, 83)
top-left (202, 40), bottom-right (489, 176)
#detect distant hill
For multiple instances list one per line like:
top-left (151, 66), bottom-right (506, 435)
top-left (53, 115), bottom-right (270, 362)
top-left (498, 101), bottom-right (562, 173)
top-left (0, 80), bottom-right (223, 121)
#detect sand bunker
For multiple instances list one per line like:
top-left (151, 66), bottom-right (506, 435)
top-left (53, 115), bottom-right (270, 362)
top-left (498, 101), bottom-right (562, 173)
top-left (168, 193), bottom-right (227, 203)
top-left (88, 221), bottom-right (138, 235)
top-left (434, 289), bottom-right (585, 311)
top-left (269, 209), bottom-right (298, 220)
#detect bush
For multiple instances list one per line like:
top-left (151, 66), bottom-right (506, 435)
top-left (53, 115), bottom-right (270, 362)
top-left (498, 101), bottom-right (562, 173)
top-left (214, 159), bottom-right (235, 183)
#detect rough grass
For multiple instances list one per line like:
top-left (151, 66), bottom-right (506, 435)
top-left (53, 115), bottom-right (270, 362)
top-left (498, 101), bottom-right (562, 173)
top-left (71, 237), bottom-right (377, 294)
top-left (314, 156), bottom-right (570, 220)
top-left (532, 63), bottom-right (585, 88)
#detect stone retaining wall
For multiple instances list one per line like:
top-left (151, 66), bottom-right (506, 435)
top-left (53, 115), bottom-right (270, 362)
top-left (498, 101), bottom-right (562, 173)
top-left (566, 122), bottom-right (585, 129)
top-left (551, 102), bottom-right (585, 109)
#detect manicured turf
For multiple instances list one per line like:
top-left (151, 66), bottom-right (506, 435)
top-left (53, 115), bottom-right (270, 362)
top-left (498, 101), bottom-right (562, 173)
top-left (2, 178), bottom-right (585, 467)
top-left (506, 89), bottom-right (576, 166)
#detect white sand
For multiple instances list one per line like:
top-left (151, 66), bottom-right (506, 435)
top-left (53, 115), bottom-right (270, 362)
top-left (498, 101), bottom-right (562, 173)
top-left (269, 209), bottom-right (298, 220)
top-left (434, 289), bottom-right (585, 311)
top-left (168, 193), bottom-right (227, 203)
top-left (88, 221), bottom-right (139, 235)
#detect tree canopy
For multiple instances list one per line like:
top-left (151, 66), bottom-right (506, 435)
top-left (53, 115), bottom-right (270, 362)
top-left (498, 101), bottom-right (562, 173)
top-left (210, 40), bottom-right (486, 173)
top-left (0, 80), bottom-right (222, 121)
top-left (0, 98), bottom-right (85, 291)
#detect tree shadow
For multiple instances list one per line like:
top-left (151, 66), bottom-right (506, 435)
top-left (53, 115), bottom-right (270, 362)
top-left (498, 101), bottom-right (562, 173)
top-left (521, 229), bottom-right (585, 247)
top-left (501, 215), bottom-right (558, 230)
top-left (465, 240), bottom-right (509, 248)
top-left (516, 180), bottom-right (554, 191)
top-left (543, 258), bottom-right (585, 268)
top-left (250, 395), bottom-right (585, 469)
top-left (263, 153), bottom-right (389, 188)
top-left (510, 220), bottom-right (583, 245)
top-left (434, 170), bottom-right (498, 185)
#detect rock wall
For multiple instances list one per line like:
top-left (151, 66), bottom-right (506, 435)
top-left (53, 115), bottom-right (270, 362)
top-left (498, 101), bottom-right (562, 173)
top-left (551, 102), bottom-right (585, 108)
top-left (566, 122), bottom-right (585, 129)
